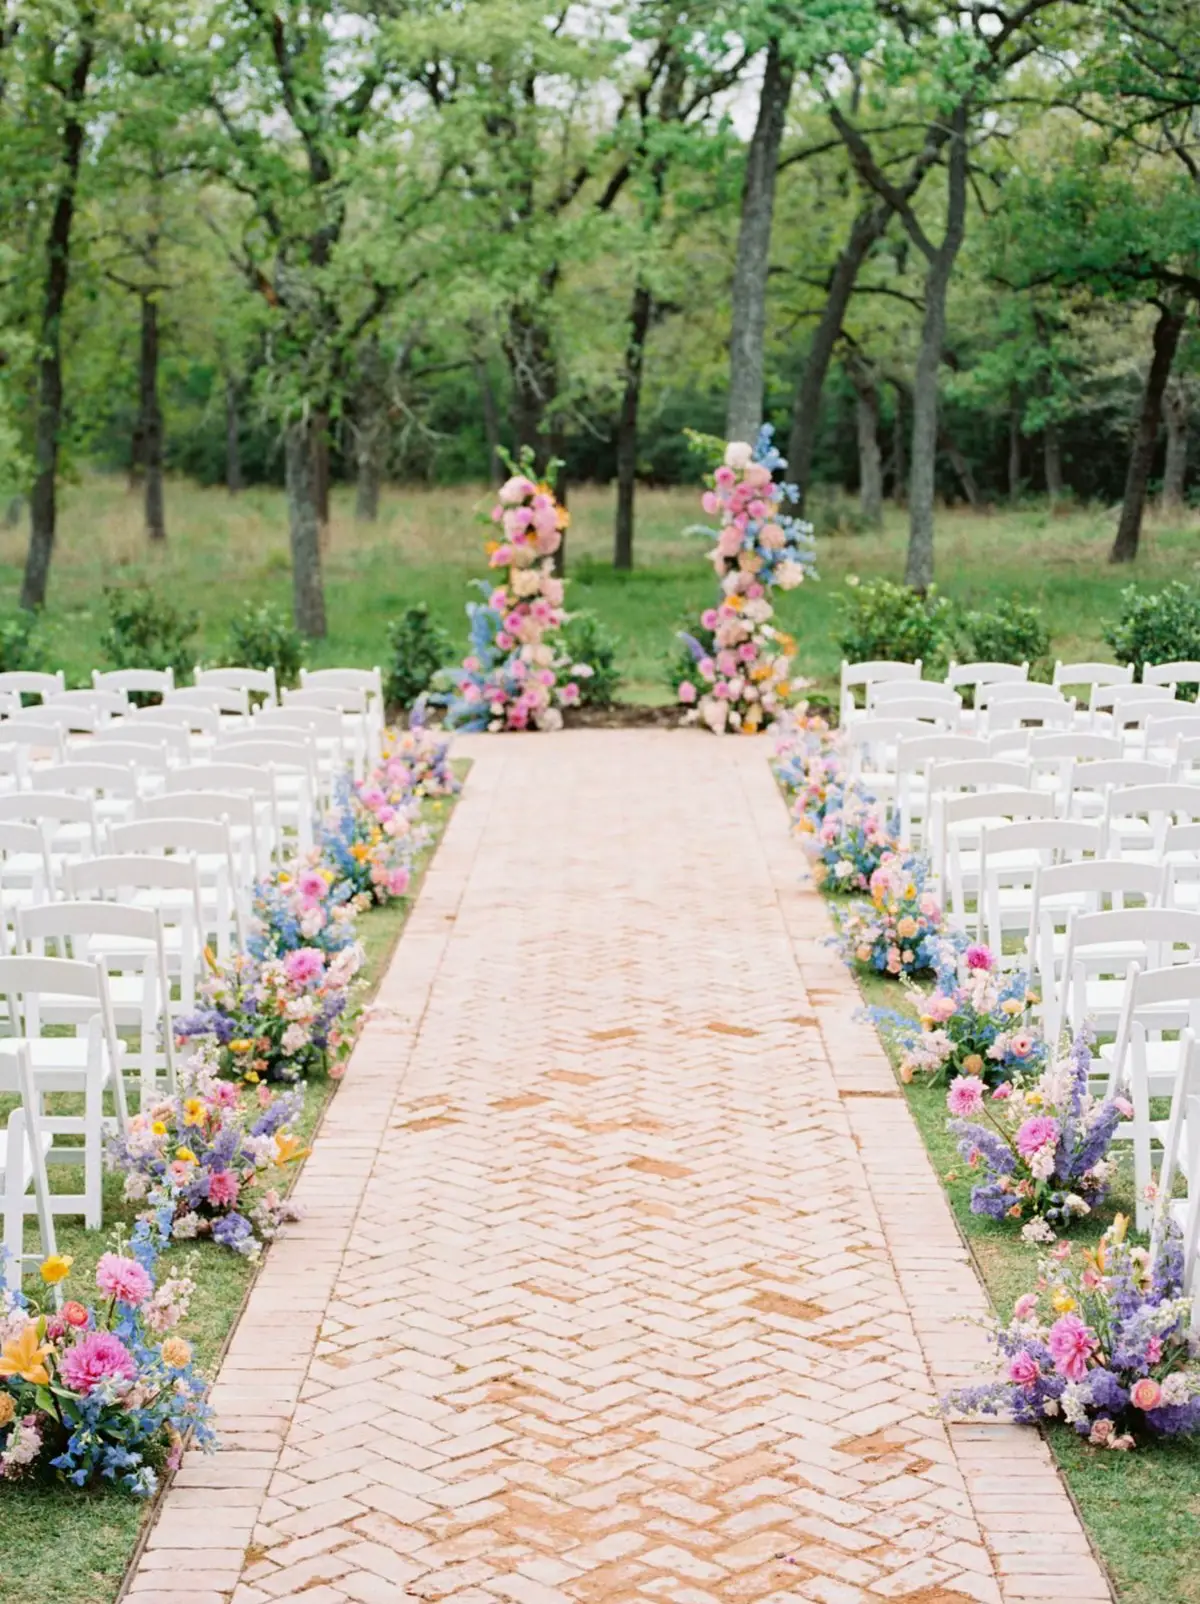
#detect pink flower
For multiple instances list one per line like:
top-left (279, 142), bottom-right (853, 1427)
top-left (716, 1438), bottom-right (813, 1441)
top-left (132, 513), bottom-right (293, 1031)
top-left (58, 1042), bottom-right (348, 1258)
top-left (207, 1170), bottom-right (240, 1208)
top-left (1051, 1240), bottom-right (1072, 1261)
top-left (947, 1076), bottom-right (985, 1117)
top-left (1047, 1313), bottom-right (1098, 1381)
top-left (1013, 1292), bottom-right (1039, 1320)
top-left (283, 947), bottom-right (325, 986)
top-left (717, 525), bottom-right (742, 558)
top-left (926, 994), bottom-right (957, 1024)
top-left (1114, 1096), bottom-right (1134, 1119)
top-left (1008, 1351), bottom-right (1041, 1387)
top-left (965, 944), bottom-right (994, 971)
top-left (1009, 1032), bottom-right (1036, 1059)
top-left (1016, 1115), bottom-right (1060, 1159)
top-left (713, 465), bottom-right (735, 488)
top-left (297, 869), bottom-right (327, 902)
top-left (1146, 1337), bottom-right (1163, 1364)
top-left (701, 491), bottom-right (720, 515)
top-left (210, 1081), bottom-right (239, 1109)
top-left (701, 608), bottom-right (718, 629)
top-left (678, 682), bottom-right (698, 705)
top-left (387, 868), bottom-right (410, 897)
top-left (61, 1330), bottom-right (138, 1395)
top-left (1130, 1377), bottom-right (1162, 1411)
top-left (95, 1253), bottom-right (153, 1307)
top-left (992, 1081), bottom-right (1013, 1100)
top-left (712, 682), bottom-right (729, 701)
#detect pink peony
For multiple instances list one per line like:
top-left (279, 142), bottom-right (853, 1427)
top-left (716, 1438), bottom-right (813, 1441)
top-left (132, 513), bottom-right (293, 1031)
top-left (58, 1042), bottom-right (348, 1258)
top-left (947, 1076), bottom-right (985, 1117)
top-left (95, 1253), bottom-right (153, 1307)
top-left (964, 944), bottom-right (994, 971)
top-left (1016, 1115), bottom-right (1060, 1159)
top-left (1130, 1377), bottom-right (1163, 1411)
top-left (1008, 1351), bottom-right (1041, 1387)
top-left (61, 1330), bottom-right (137, 1395)
top-left (678, 682), bottom-right (697, 705)
top-left (297, 869), bottom-right (327, 902)
top-left (713, 465), bottom-right (735, 489)
top-left (207, 1170), bottom-right (240, 1208)
top-left (1013, 1292), bottom-right (1039, 1320)
top-left (283, 947), bottom-right (326, 986)
top-left (1047, 1314), bottom-right (1098, 1381)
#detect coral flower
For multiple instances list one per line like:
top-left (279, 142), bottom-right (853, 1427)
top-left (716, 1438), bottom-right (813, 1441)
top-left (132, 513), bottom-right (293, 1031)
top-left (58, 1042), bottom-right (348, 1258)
top-left (1130, 1377), bottom-right (1163, 1411)
top-left (0, 1323), bottom-right (53, 1385)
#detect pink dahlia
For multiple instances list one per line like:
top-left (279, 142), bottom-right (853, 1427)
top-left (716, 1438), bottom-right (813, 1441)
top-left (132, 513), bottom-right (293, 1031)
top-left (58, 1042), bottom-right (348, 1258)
top-left (297, 869), bottom-right (327, 902)
top-left (964, 944), bottom-right (994, 971)
top-left (947, 1076), bottom-right (985, 1117)
top-left (1047, 1314), bottom-right (1098, 1382)
top-left (283, 947), bottom-right (325, 986)
top-left (95, 1252), bottom-right (153, 1307)
top-left (1015, 1115), bottom-right (1060, 1159)
top-left (207, 1170), bottom-right (240, 1208)
top-left (61, 1330), bottom-right (138, 1395)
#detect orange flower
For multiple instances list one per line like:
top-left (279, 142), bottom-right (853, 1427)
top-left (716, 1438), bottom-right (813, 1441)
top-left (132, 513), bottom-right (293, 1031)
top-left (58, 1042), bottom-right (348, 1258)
top-left (0, 1323), bottom-right (53, 1385)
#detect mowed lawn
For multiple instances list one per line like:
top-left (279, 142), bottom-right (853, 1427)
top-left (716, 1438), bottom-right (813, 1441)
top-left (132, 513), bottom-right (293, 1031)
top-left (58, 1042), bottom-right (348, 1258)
top-left (3, 474), bottom-right (1198, 697)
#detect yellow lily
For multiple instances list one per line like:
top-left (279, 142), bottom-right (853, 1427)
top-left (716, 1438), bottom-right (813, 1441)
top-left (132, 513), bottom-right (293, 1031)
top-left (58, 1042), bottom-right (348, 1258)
top-left (0, 1323), bottom-right (53, 1385)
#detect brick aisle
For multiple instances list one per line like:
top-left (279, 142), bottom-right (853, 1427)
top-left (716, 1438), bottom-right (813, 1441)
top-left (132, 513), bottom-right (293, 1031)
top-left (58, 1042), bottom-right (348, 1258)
top-left (123, 733), bottom-right (1111, 1604)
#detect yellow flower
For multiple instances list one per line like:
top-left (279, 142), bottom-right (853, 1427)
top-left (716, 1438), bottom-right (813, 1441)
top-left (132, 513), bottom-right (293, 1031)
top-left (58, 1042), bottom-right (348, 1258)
top-left (182, 1099), bottom-right (205, 1126)
top-left (0, 1323), bottom-right (53, 1385)
top-left (151, 1121), bottom-right (168, 1137)
top-left (273, 1131), bottom-right (310, 1166)
top-left (160, 1337), bottom-right (192, 1369)
top-left (277, 872), bottom-right (291, 886)
top-left (0, 1393), bottom-right (14, 1428)
top-left (202, 945), bottom-right (219, 973)
top-left (896, 916), bottom-right (918, 940)
top-left (1051, 1288), bottom-right (1077, 1314)
top-left (229, 1039), bottom-right (254, 1055)
top-left (350, 843), bottom-right (370, 863)
top-left (40, 1254), bottom-right (73, 1285)
top-left (1026, 1090), bottom-right (1043, 1108)
top-left (1110, 1213), bottom-right (1129, 1245)
top-left (904, 883), bottom-right (916, 900)
top-left (1001, 998), bottom-right (1023, 1016)
top-left (175, 1147), bottom-right (198, 1165)
top-left (962, 1054), bottom-right (984, 1077)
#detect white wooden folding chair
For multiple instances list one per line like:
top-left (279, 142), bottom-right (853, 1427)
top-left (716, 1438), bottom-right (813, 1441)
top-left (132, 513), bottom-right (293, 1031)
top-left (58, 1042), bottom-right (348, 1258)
top-left (978, 818), bottom-right (1103, 955)
top-left (253, 703), bottom-right (361, 786)
top-left (16, 902), bottom-right (176, 1102)
top-left (844, 717), bottom-right (927, 806)
top-left (166, 684), bottom-right (251, 726)
top-left (93, 667), bottom-right (175, 701)
top-left (64, 856), bottom-right (203, 1014)
top-left (195, 665), bottom-right (279, 707)
top-left (30, 760), bottom-right (141, 829)
top-left (0, 790), bottom-right (100, 867)
top-left (924, 759), bottom-right (1032, 889)
top-left (941, 788), bottom-right (1055, 927)
top-left (1028, 731), bottom-right (1123, 799)
top-left (0, 718), bottom-right (66, 764)
top-left (1052, 907), bottom-right (1200, 1049)
top-left (1092, 682), bottom-right (1175, 742)
top-left (163, 764), bottom-right (280, 872)
top-left (946, 660), bottom-right (1028, 728)
top-left (47, 687), bottom-right (127, 724)
top-left (298, 666), bottom-right (384, 759)
top-left (110, 813), bottom-right (245, 956)
top-left (1145, 662), bottom-right (1200, 696)
top-left (1150, 1030), bottom-right (1200, 1287)
top-left (213, 733), bottom-right (320, 844)
top-left (282, 686), bottom-right (375, 772)
top-left (839, 660), bottom-right (922, 726)
top-left (0, 822), bottom-right (55, 945)
top-left (894, 733), bottom-right (988, 848)
top-left (0, 955), bottom-right (126, 1229)
top-left (1066, 757), bottom-right (1174, 823)
top-left (1145, 711), bottom-right (1200, 766)
top-left (0, 1042), bottom-right (57, 1293)
top-left (1104, 782), bottom-right (1200, 862)
top-left (985, 694), bottom-right (1077, 735)
top-left (0, 670), bottom-right (66, 707)
top-left (1029, 859), bottom-right (1166, 1028)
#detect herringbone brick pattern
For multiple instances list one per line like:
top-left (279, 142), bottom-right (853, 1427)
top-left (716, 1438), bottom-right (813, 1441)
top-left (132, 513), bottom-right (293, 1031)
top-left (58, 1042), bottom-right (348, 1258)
top-left (124, 733), bottom-right (1111, 1604)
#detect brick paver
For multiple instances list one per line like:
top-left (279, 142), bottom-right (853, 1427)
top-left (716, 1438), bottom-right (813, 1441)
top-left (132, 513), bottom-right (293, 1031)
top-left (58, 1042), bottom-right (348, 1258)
top-left (124, 733), bottom-right (1112, 1604)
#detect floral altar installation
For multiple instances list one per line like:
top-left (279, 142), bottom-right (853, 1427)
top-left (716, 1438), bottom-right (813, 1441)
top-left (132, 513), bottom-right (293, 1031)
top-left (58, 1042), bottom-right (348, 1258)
top-left (676, 427), bottom-right (816, 734)
top-left (439, 456), bottom-right (592, 731)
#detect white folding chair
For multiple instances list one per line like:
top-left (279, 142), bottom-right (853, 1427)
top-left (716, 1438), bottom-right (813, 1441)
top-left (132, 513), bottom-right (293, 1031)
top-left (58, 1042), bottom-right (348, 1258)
top-left (1104, 782), bottom-right (1200, 862)
top-left (0, 743), bottom-right (29, 794)
top-left (0, 822), bottom-right (55, 943)
top-left (282, 686), bottom-right (374, 772)
top-left (64, 856), bottom-right (203, 1014)
top-left (111, 813), bottom-right (244, 955)
top-left (213, 733), bottom-right (320, 843)
top-left (0, 718), bottom-right (66, 763)
top-left (0, 790), bottom-right (100, 865)
top-left (47, 687), bottom-right (127, 724)
top-left (195, 665), bottom-right (279, 707)
top-left (839, 659), bottom-right (922, 726)
top-left (894, 733), bottom-right (988, 848)
top-left (163, 764), bottom-right (280, 872)
top-left (1093, 682), bottom-right (1175, 742)
top-left (93, 667), bottom-right (175, 701)
top-left (1053, 907), bottom-right (1200, 1049)
top-left (0, 1042), bottom-right (56, 1293)
top-left (253, 703), bottom-right (360, 786)
top-left (1165, 823), bottom-right (1200, 914)
top-left (1030, 859), bottom-right (1166, 1031)
top-left (1145, 662), bottom-right (1200, 696)
top-left (986, 694), bottom-right (1076, 734)
top-left (1066, 757), bottom-right (1174, 822)
top-left (1151, 1030), bottom-right (1200, 1289)
top-left (941, 788), bottom-right (1055, 926)
top-left (16, 902), bottom-right (176, 1102)
top-left (298, 666), bottom-right (383, 759)
top-left (0, 671), bottom-right (66, 707)
top-left (925, 758), bottom-right (1032, 880)
top-left (30, 761), bottom-right (141, 828)
top-left (166, 684), bottom-right (251, 724)
top-left (978, 818), bottom-right (1103, 955)
top-left (1145, 711), bottom-right (1200, 765)
top-left (0, 955), bottom-right (126, 1229)
top-left (1028, 731), bottom-right (1124, 798)
top-left (946, 661), bottom-right (1028, 728)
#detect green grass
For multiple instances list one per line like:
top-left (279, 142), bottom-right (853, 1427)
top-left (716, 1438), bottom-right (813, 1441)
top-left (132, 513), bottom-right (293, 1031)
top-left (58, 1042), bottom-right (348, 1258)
top-left (849, 963), bottom-right (1200, 1604)
top-left (0, 776), bottom-right (464, 1604)
top-left (5, 474), bottom-right (1199, 703)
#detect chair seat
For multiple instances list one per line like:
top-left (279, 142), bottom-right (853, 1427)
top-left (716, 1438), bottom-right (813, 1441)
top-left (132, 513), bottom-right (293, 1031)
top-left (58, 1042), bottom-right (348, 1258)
top-left (1098, 1039), bottom-right (1188, 1098)
top-left (0, 1035), bottom-right (125, 1091)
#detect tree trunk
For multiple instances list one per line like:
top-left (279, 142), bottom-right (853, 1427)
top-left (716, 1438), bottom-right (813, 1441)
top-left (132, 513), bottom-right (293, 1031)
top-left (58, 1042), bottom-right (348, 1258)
top-left (904, 105), bottom-right (968, 591)
top-left (1111, 302), bottom-right (1186, 563)
top-left (726, 37), bottom-right (794, 441)
top-left (353, 335), bottom-right (387, 522)
top-left (939, 428), bottom-right (981, 508)
top-left (312, 408), bottom-right (331, 547)
top-left (1008, 396), bottom-right (1021, 502)
top-left (21, 26), bottom-right (94, 610)
top-left (225, 374), bottom-right (243, 494)
top-left (614, 280), bottom-right (653, 570)
top-left (139, 291), bottom-right (165, 542)
top-left (890, 380), bottom-right (906, 503)
top-left (285, 418), bottom-right (327, 638)
top-left (845, 355), bottom-right (883, 527)
top-left (1162, 379), bottom-right (1189, 511)
top-left (1043, 421), bottom-right (1063, 499)
top-left (786, 200), bottom-right (890, 505)
top-left (355, 436), bottom-right (382, 522)
top-left (473, 352), bottom-right (503, 486)
top-left (504, 300), bottom-right (557, 467)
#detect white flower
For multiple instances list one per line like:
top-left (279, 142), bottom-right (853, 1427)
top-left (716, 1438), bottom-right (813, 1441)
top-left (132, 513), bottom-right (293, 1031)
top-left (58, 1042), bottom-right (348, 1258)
top-left (1020, 1217), bottom-right (1056, 1245)
top-left (724, 441), bottom-right (753, 469)
top-left (511, 568), bottom-right (542, 598)
top-left (1060, 1384), bottom-right (1088, 1425)
top-left (536, 707), bottom-right (564, 732)
top-left (282, 1022), bottom-right (311, 1054)
top-left (123, 1173), bottom-right (150, 1202)
top-left (172, 1212), bottom-right (201, 1240)
top-left (834, 861), bottom-right (855, 880)
top-left (775, 559), bottom-right (807, 589)
top-left (1162, 1372), bottom-right (1192, 1405)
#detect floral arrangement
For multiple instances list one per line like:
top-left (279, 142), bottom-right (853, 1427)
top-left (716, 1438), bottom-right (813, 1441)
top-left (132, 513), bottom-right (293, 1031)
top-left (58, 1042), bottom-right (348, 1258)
top-left (835, 851), bottom-right (944, 977)
top-left (946, 1028), bottom-right (1127, 1236)
top-left (251, 856), bottom-right (359, 962)
top-left (0, 1234), bottom-right (212, 1493)
top-left (319, 771), bottom-right (427, 908)
top-left (676, 428), bottom-right (816, 735)
top-left (946, 1218), bottom-right (1200, 1447)
top-left (107, 1052), bottom-right (307, 1259)
top-left (440, 463), bottom-right (587, 731)
top-left (801, 784), bottom-right (897, 893)
top-left (380, 705), bottom-right (459, 798)
top-left (873, 942), bottom-right (1045, 1085)
top-left (772, 712), bottom-right (835, 799)
top-left (176, 943), bottom-right (363, 1085)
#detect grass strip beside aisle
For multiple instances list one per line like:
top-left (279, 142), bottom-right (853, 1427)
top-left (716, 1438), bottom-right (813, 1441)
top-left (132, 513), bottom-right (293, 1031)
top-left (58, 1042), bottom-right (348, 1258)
top-left (0, 765), bottom-right (468, 1604)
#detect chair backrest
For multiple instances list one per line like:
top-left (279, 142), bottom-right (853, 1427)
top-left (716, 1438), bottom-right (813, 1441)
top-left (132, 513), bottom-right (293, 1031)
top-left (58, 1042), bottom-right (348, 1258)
top-left (282, 684), bottom-right (369, 714)
top-left (1107, 782), bottom-right (1200, 821)
top-left (1144, 661), bottom-right (1200, 693)
top-left (1054, 660), bottom-right (1132, 693)
top-left (92, 667), bottom-right (175, 698)
top-left (977, 680), bottom-right (1065, 708)
top-left (48, 687), bottom-right (127, 720)
top-left (130, 703), bottom-right (220, 736)
top-left (0, 742), bottom-right (28, 787)
top-left (166, 684), bottom-right (250, 717)
top-left (942, 788), bottom-right (1054, 829)
top-left (30, 761), bottom-right (139, 799)
top-left (300, 666), bottom-right (382, 697)
top-left (979, 819), bottom-right (1104, 952)
top-left (1067, 760), bottom-right (1174, 817)
top-left (928, 758), bottom-right (1031, 795)
top-left (871, 679), bottom-right (960, 708)
top-left (253, 704), bottom-right (349, 740)
top-left (195, 665), bottom-right (279, 704)
top-left (109, 815), bottom-right (235, 856)
top-left (945, 661), bottom-right (1029, 690)
top-left (0, 952), bottom-right (102, 1004)
top-left (839, 659), bottom-right (921, 722)
top-left (0, 720), bottom-right (65, 759)
top-left (1165, 821), bottom-right (1200, 858)
top-left (1092, 681), bottom-right (1174, 713)
top-left (896, 734), bottom-right (987, 770)
top-left (78, 740), bottom-right (171, 775)
top-left (982, 818), bottom-right (1103, 859)
top-left (138, 790), bottom-right (256, 829)
top-left (14, 701), bottom-right (97, 733)
top-left (1152, 1031), bottom-right (1200, 1283)
top-left (1029, 731), bottom-right (1123, 764)
top-left (0, 791), bottom-right (98, 839)
top-left (165, 763), bottom-right (273, 800)
top-left (987, 696), bottom-right (1076, 732)
top-left (1067, 904), bottom-right (1200, 960)
top-left (16, 898), bottom-right (161, 949)
top-left (0, 670), bottom-right (66, 704)
top-left (1146, 712), bottom-right (1200, 746)
top-left (213, 733), bottom-right (316, 769)
top-left (64, 854), bottom-right (203, 932)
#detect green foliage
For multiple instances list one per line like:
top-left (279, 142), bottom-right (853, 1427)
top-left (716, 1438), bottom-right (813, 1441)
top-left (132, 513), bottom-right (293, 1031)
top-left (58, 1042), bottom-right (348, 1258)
top-left (223, 603), bottom-right (305, 687)
top-left (561, 610), bottom-right (621, 707)
top-left (957, 597), bottom-right (1051, 672)
top-left (1105, 581), bottom-right (1200, 696)
top-left (0, 612), bottom-right (47, 674)
top-left (385, 604), bottom-right (454, 710)
top-left (835, 578), bottom-right (956, 672)
top-left (99, 587), bottom-right (199, 678)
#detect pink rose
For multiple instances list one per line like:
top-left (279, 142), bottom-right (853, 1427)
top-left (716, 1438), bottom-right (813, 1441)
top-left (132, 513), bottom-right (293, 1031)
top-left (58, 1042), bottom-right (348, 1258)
top-left (1130, 1377), bottom-right (1162, 1411)
top-left (297, 869), bottom-right (327, 902)
top-left (463, 655), bottom-right (481, 673)
top-left (207, 1170), bottom-right (240, 1208)
top-left (717, 526), bottom-right (742, 558)
top-left (387, 868), bottom-right (410, 897)
top-left (1009, 1032), bottom-right (1036, 1059)
top-left (1047, 1314), bottom-right (1098, 1381)
top-left (678, 681), bottom-right (697, 705)
top-left (947, 1076), bottom-right (985, 1117)
top-left (713, 465), bottom-right (735, 488)
top-left (283, 947), bottom-right (325, 987)
top-left (1008, 1351), bottom-right (1041, 1387)
top-left (95, 1253), bottom-right (153, 1307)
top-left (701, 608), bottom-right (718, 629)
top-left (1016, 1115), bottom-right (1060, 1159)
top-left (965, 944), bottom-right (994, 971)
top-left (1013, 1292), bottom-right (1038, 1320)
top-left (61, 1330), bottom-right (138, 1395)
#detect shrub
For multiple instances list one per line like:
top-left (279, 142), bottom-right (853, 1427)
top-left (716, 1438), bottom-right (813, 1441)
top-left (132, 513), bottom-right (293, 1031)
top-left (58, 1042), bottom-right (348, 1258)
top-left (0, 612), bottom-right (47, 674)
top-left (561, 610), bottom-right (621, 708)
top-left (386, 604), bottom-right (453, 710)
top-left (957, 598), bottom-right (1051, 673)
top-left (100, 587), bottom-right (199, 678)
top-left (1105, 581), bottom-right (1200, 696)
top-left (835, 577), bottom-right (956, 672)
top-left (223, 603), bottom-right (305, 688)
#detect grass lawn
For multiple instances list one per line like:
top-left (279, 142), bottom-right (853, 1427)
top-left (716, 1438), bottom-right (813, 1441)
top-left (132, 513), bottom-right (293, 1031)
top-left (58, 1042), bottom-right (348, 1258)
top-left (4, 474), bottom-right (1198, 703)
top-left (0, 777), bottom-right (463, 1604)
top-left (849, 958), bottom-right (1200, 1604)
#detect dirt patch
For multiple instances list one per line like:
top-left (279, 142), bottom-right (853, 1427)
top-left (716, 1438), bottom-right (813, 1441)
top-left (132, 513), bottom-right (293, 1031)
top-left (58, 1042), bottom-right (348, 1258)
top-left (564, 704), bottom-right (681, 728)
top-left (627, 1156), bottom-right (692, 1179)
top-left (750, 1291), bottom-right (827, 1321)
